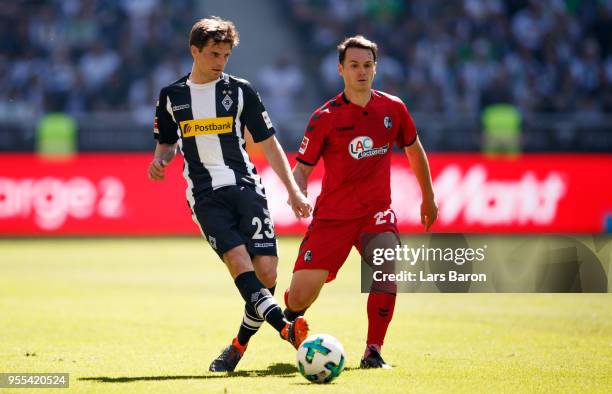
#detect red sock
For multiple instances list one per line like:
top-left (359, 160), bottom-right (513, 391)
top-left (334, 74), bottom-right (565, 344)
top-left (366, 292), bottom-right (396, 348)
top-left (284, 288), bottom-right (290, 307)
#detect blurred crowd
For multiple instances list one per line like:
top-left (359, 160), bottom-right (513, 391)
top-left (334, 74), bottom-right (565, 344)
top-left (289, 0), bottom-right (612, 116)
top-left (0, 0), bottom-right (195, 123)
top-left (1, 0), bottom-right (611, 141)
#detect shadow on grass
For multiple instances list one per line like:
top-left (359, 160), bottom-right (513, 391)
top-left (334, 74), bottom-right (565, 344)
top-left (79, 363), bottom-right (298, 383)
top-left (289, 367), bottom-right (360, 386)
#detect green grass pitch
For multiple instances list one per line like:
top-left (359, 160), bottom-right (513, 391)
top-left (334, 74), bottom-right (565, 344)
top-left (1, 238), bottom-right (611, 393)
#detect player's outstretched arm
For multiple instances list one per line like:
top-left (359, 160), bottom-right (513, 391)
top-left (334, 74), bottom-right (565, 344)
top-left (404, 137), bottom-right (437, 231)
top-left (259, 135), bottom-right (312, 218)
top-left (292, 162), bottom-right (314, 197)
top-left (148, 142), bottom-right (177, 181)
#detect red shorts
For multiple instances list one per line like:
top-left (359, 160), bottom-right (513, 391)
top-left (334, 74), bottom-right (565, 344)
top-left (293, 208), bottom-right (399, 282)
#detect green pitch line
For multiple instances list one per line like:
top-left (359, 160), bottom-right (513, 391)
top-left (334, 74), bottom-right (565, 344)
top-left (1, 238), bottom-right (611, 393)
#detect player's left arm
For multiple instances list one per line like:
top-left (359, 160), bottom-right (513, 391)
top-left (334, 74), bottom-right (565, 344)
top-left (404, 137), bottom-right (438, 231)
top-left (259, 134), bottom-right (312, 219)
top-left (241, 80), bottom-right (311, 218)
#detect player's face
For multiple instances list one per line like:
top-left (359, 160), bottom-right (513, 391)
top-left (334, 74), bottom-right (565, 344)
top-left (191, 41), bottom-right (232, 82)
top-left (338, 48), bottom-right (376, 92)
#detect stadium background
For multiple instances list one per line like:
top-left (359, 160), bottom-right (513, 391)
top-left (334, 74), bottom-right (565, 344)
top-left (1, 0), bottom-right (612, 235)
top-left (1, 1), bottom-right (612, 393)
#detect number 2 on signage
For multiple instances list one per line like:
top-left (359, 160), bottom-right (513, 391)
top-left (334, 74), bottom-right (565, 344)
top-left (252, 217), bottom-right (275, 239)
top-left (374, 209), bottom-right (396, 225)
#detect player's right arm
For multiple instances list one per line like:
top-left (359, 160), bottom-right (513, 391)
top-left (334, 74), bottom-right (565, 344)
top-left (293, 107), bottom-right (328, 196)
top-left (148, 142), bottom-right (177, 181)
top-left (148, 87), bottom-right (180, 182)
top-left (292, 162), bottom-right (314, 196)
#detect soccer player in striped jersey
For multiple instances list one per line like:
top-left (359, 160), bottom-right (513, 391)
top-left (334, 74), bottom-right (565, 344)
top-left (147, 17), bottom-right (312, 372)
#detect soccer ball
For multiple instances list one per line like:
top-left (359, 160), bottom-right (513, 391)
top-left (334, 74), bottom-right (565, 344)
top-left (296, 333), bottom-right (345, 384)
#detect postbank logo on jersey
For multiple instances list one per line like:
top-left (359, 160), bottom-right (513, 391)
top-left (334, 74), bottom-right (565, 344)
top-left (348, 136), bottom-right (389, 159)
top-left (180, 117), bottom-right (233, 137)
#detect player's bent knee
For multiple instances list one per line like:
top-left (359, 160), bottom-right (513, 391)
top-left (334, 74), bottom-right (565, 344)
top-left (287, 288), bottom-right (315, 311)
top-left (287, 269), bottom-right (327, 311)
top-left (253, 256), bottom-right (278, 288)
top-left (257, 267), bottom-right (277, 288)
top-left (223, 245), bottom-right (253, 277)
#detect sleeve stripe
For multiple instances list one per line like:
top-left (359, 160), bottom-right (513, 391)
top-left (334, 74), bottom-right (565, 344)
top-left (296, 157), bottom-right (315, 166)
top-left (401, 134), bottom-right (418, 148)
top-left (166, 95), bottom-right (178, 124)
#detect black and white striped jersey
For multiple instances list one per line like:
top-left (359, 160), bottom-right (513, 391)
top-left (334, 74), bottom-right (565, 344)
top-left (153, 73), bottom-right (275, 200)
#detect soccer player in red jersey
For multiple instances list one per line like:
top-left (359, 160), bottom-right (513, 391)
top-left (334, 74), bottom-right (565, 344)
top-left (283, 35), bottom-right (438, 368)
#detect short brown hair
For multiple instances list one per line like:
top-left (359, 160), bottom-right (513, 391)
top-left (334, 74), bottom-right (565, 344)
top-left (337, 35), bottom-right (378, 64)
top-left (189, 16), bottom-right (240, 50)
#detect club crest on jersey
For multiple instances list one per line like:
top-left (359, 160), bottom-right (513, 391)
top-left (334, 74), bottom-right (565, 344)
top-left (222, 94), bottom-right (233, 111)
top-left (348, 136), bottom-right (389, 159)
top-left (304, 250), bottom-right (312, 262)
top-left (384, 116), bottom-right (392, 129)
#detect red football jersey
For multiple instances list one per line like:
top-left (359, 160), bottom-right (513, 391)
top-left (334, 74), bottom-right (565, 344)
top-left (297, 90), bottom-right (417, 219)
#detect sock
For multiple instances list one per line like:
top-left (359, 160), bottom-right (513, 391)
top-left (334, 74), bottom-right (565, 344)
top-left (236, 285), bottom-right (276, 346)
top-left (283, 308), bottom-right (305, 322)
top-left (364, 344), bottom-right (381, 358)
top-left (232, 337), bottom-right (247, 354)
top-left (234, 272), bottom-right (286, 332)
top-left (283, 288), bottom-right (306, 322)
top-left (366, 291), bottom-right (396, 349)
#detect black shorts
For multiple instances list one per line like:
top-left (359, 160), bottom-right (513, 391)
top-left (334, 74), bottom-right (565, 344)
top-left (191, 185), bottom-right (277, 260)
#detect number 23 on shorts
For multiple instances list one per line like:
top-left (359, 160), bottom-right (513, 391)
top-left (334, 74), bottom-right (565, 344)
top-left (252, 216), bottom-right (274, 239)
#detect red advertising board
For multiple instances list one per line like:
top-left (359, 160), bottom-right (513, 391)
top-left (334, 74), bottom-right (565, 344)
top-left (0, 153), bottom-right (611, 235)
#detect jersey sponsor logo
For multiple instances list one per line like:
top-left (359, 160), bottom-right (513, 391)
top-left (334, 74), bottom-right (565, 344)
top-left (384, 116), bottom-right (392, 129)
top-left (348, 136), bottom-right (389, 159)
top-left (171, 104), bottom-right (190, 112)
top-left (254, 242), bottom-right (275, 248)
top-left (179, 117), bottom-right (233, 137)
top-left (262, 111), bottom-right (273, 129)
top-left (299, 136), bottom-right (310, 154)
